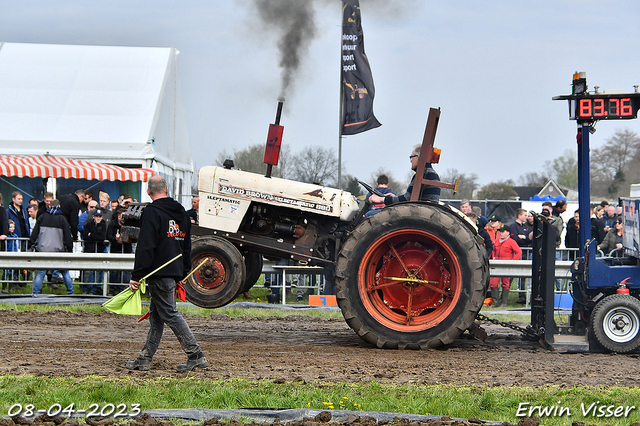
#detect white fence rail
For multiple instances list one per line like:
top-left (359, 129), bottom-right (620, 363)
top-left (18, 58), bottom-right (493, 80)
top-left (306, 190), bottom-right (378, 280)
top-left (0, 252), bottom-right (573, 278)
top-left (0, 252), bottom-right (134, 271)
top-left (0, 252), bottom-right (575, 307)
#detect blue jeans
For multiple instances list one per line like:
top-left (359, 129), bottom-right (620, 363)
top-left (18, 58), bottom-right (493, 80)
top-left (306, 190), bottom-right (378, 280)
top-left (364, 207), bottom-right (383, 218)
top-left (33, 270), bottom-right (74, 294)
top-left (109, 270), bottom-right (130, 294)
top-left (555, 250), bottom-right (567, 291)
top-left (84, 270), bottom-right (104, 295)
top-left (137, 277), bottom-right (201, 361)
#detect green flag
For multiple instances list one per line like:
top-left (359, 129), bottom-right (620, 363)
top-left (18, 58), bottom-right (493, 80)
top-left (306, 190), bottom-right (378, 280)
top-left (102, 253), bottom-right (182, 315)
top-left (102, 280), bottom-right (146, 315)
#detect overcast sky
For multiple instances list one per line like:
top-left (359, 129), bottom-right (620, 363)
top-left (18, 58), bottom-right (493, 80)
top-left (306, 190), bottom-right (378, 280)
top-left (2, 1), bottom-right (640, 187)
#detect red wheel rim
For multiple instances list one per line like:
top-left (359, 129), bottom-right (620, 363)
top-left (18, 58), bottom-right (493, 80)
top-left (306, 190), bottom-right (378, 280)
top-left (357, 229), bottom-right (462, 332)
top-left (189, 255), bottom-right (228, 295)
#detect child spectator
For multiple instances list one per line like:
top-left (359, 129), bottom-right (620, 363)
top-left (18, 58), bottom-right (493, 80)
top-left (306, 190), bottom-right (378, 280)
top-left (364, 175), bottom-right (397, 218)
top-left (2, 219), bottom-right (20, 293)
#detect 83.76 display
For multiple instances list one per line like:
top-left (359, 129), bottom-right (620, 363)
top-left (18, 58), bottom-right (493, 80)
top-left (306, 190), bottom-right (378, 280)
top-left (576, 95), bottom-right (640, 120)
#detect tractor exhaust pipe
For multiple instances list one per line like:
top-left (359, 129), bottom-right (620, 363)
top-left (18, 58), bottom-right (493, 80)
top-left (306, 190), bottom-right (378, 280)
top-left (274, 100), bottom-right (283, 125)
top-left (264, 101), bottom-right (284, 178)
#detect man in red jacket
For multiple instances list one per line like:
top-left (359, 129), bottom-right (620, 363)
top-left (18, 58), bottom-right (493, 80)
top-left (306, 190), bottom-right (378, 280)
top-left (490, 225), bottom-right (522, 307)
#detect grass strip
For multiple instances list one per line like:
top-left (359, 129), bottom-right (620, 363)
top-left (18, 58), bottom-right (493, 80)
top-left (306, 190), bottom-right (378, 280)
top-left (0, 302), bottom-right (533, 322)
top-left (1, 376), bottom-right (639, 425)
top-left (0, 302), bottom-right (343, 319)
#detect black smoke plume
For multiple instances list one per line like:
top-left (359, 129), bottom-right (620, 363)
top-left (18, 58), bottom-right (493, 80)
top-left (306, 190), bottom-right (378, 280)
top-left (253, 0), bottom-right (317, 102)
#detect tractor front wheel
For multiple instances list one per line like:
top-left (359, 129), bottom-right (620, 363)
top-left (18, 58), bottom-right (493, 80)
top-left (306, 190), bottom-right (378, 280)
top-left (185, 237), bottom-right (246, 308)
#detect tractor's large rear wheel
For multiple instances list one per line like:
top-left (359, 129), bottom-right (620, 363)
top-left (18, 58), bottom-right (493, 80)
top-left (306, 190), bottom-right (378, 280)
top-left (185, 237), bottom-right (246, 308)
top-left (335, 203), bottom-right (487, 349)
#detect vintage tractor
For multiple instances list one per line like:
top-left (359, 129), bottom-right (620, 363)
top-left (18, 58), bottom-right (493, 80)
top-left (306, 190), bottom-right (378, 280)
top-left (184, 106), bottom-right (489, 349)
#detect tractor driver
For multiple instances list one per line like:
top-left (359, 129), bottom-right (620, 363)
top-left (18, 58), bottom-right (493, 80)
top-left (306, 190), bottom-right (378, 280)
top-left (368, 144), bottom-right (440, 206)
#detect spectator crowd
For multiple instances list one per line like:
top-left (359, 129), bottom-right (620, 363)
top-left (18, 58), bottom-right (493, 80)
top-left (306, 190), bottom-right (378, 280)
top-left (459, 198), bottom-right (625, 307)
top-left (0, 189), bottom-right (151, 295)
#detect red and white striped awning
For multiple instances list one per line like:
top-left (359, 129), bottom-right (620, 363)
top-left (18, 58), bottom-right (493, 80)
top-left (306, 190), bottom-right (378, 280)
top-left (0, 155), bottom-right (155, 182)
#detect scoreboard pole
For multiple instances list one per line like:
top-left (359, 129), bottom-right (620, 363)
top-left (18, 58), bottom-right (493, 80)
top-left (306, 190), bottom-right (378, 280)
top-left (577, 123), bottom-right (591, 257)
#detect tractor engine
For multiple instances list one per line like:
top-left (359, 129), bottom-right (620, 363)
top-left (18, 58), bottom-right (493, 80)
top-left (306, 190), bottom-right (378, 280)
top-left (196, 165), bottom-right (360, 264)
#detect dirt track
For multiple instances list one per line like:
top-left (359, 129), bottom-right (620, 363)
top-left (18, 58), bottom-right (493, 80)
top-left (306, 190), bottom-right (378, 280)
top-left (2, 309), bottom-right (640, 387)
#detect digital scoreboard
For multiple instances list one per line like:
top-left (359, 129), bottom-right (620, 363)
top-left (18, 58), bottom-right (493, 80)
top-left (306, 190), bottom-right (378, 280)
top-left (575, 96), bottom-right (639, 120)
top-left (553, 72), bottom-right (640, 123)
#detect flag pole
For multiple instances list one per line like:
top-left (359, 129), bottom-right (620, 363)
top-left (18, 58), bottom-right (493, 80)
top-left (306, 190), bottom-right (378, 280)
top-left (338, 86), bottom-right (344, 188)
top-left (338, 10), bottom-right (344, 189)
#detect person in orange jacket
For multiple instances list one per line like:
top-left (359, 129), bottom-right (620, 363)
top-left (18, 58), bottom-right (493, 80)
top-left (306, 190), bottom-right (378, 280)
top-left (485, 214), bottom-right (502, 248)
top-left (490, 225), bottom-right (522, 306)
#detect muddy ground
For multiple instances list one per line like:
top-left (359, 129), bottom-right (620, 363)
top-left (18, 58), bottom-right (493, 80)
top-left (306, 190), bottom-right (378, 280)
top-left (2, 309), bottom-right (640, 387)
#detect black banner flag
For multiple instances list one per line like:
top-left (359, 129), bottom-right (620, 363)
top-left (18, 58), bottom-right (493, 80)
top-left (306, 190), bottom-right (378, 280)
top-left (341, 0), bottom-right (381, 135)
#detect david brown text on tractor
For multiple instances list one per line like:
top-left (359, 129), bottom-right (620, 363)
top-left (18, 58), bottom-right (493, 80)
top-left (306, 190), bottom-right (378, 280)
top-left (172, 105), bottom-right (489, 349)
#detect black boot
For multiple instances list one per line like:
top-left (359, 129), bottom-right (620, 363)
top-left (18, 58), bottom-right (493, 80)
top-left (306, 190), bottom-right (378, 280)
top-left (500, 289), bottom-right (510, 307)
top-left (125, 357), bottom-right (150, 371)
top-left (490, 288), bottom-right (499, 306)
top-left (177, 354), bottom-right (209, 373)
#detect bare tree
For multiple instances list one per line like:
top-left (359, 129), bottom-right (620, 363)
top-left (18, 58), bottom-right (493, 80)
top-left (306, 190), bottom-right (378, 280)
top-left (591, 128), bottom-right (640, 198)
top-left (337, 173), bottom-right (364, 197)
top-left (626, 129), bottom-right (640, 181)
top-left (544, 149), bottom-right (578, 190)
top-left (477, 180), bottom-right (518, 200)
top-left (439, 168), bottom-right (478, 200)
top-left (289, 146), bottom-right (338, 186)
top-left (517, 172), bottom-right (549, 187)
top-left (216, 143), bottom-right (290, 178)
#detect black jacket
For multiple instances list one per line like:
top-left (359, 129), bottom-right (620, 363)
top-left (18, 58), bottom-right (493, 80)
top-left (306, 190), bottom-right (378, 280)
top-left (186, 208), bottom-right (198, 224)
top-left (477, 225), bottom-right (493, 258)
top-left (0, 206), bottom-right (9, 251)
top-left (7, 202), bottom-right (30, 238)
top-left (59, 193), bottom-right (81, 240)
top-left (509, 220), bottom-right (532, 247)
top-left (593, 216), bottom-right (607, 243)
top-left (83, 219), bottom-right (107, 253)
top-left (106, 219), bottom-right (132, 254)
top-left (565, 217), bottom-right (580, 249)
top-left (29, 208), bottom-right (73, 253)
top-left (131, 197), bottom-right (191, 282)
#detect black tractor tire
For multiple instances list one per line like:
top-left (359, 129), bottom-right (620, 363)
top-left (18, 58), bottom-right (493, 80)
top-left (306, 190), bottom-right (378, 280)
top-left (239, 251), bottom-right (264, 294)
top-left (335, 203), bottom-right (488, 349)
top-left (184, 236), bottom-right (246, 308)
top-left (590, 294), bottom-right (640, 353)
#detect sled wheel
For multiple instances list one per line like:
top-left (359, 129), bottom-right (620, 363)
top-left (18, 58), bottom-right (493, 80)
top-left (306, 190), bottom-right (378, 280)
top-left (185, 237), bottom-right (246, 308)
top-left (335, 203), bottom-right (487, 349)
top-left (590, 294), bottom-right (640, 353)
top-left (239, 251), bottom-right (264, 294)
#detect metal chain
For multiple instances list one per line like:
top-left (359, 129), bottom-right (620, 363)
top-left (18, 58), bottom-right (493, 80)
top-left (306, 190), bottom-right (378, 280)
top-left (476, 313), bottom-right (541, 338)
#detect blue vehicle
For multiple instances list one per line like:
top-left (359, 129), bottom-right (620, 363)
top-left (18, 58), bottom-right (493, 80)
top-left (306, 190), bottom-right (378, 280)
top-left (538, 73), bottom-right (640, 353)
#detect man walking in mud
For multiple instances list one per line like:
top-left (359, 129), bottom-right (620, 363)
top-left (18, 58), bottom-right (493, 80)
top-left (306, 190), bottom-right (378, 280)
top-left (126, 174), bottom-right (208, 372)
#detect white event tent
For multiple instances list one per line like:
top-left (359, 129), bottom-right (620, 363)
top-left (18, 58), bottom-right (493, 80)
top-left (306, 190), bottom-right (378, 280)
top-left (0, 42), bottom-right (193, 204)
